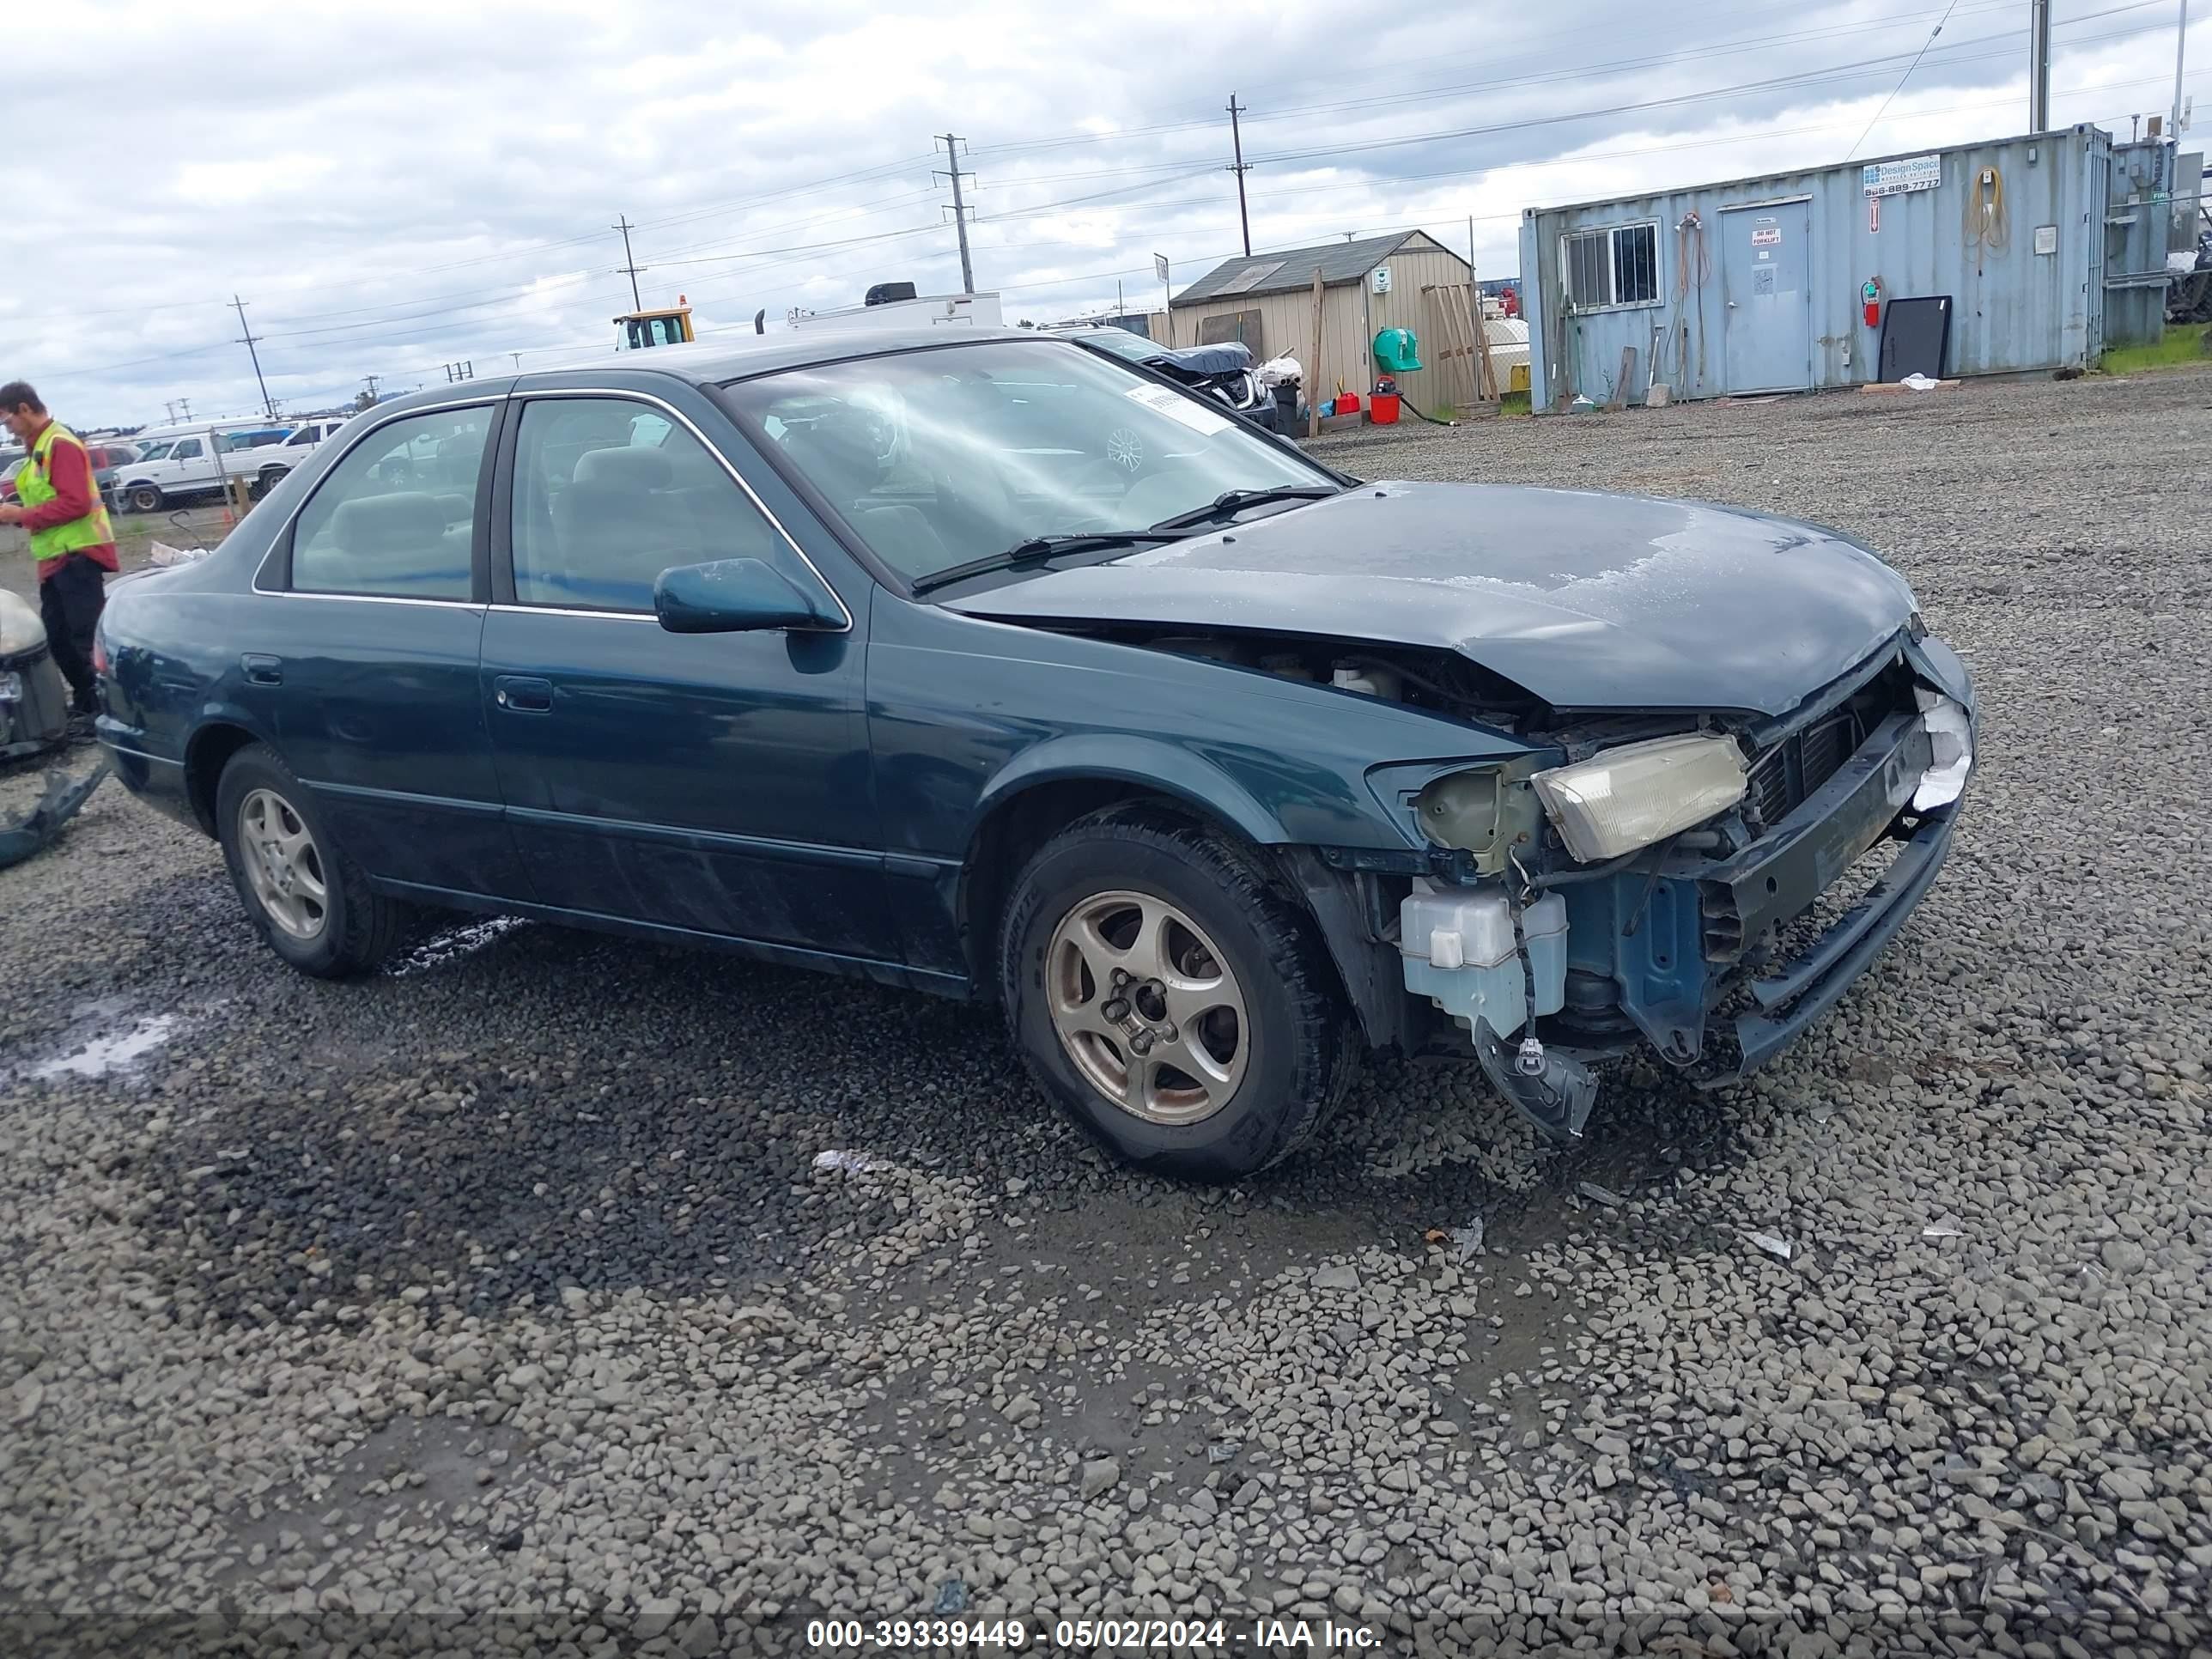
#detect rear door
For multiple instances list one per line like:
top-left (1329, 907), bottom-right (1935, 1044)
top-left (259, 399), bottom-right (528, 899)
top-left (478, 384), bottom-right (892, 959)
top-left (1721, 200), bottom-right (1814, 394)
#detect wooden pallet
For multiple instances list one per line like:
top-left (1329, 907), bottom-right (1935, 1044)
top-left (1422, 283), bottom-right (1498, 407)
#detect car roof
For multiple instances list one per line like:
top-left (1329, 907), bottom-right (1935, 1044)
top-left (355, 327), bottom-right (1092, 422)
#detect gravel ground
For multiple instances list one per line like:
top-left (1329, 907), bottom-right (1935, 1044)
top-left (3, 368), bottom-right (2209, 1657)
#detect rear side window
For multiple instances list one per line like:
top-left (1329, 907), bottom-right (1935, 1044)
top-left (290, 407), bottom-right (493, 599)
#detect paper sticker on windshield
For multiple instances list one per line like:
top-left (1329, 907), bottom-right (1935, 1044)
top-left (1124, 381), bottom-right (1233, 435)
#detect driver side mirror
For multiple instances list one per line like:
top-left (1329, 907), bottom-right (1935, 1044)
top-left (653, 557), bottom-right (843, 634)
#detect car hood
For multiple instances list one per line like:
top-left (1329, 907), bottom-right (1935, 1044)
top-left (944, 482), bottom-right (1920, 716)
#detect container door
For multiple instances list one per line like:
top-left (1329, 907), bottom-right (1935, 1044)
top-left (1720, 202), bottom-right (1813, 394)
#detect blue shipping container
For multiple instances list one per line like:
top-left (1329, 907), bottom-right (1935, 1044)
top-left (1519, 126), bottom-right (2130, 408)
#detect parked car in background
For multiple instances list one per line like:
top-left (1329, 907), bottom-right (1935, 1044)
top-left (93, 330), bottom-right (1975, 1182)
top-left (2, 440), bottom-right (139, 511)
top-left (109, 431), bottom-right (282, 512)
top-left (1049, 322), bottom-right (1278, 432)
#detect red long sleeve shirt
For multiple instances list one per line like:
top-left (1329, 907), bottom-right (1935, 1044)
top-left (16, 420), bottom-right (120, 579)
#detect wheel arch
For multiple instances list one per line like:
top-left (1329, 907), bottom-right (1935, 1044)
top-left (957, 738), bottom-right (1330, 1009)
top-left (183, 716), bottom-right (270, 836)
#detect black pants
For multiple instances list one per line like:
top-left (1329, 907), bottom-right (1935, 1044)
top-left (40, 554), bottom-right (106, 714)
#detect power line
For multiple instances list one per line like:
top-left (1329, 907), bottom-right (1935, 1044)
top-left (1849, 0), bottom-right (1969, 158)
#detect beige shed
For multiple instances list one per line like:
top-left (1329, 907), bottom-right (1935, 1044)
top-left (1150, 232), bottom-right (1480, 416)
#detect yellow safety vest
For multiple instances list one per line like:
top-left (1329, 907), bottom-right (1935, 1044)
top-left (15, 422), bottom-right (116, 577)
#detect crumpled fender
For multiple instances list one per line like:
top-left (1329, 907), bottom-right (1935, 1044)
top-left (969, 732), bottom-right (1284, 847)
top-left (0, 763), bottom-right (110, 870)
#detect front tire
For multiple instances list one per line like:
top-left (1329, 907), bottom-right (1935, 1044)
top-left (999, 810), bottom-right (1355, 1182)
top-left (127, 483), bottom-right (163, 513)
top-left (216, 744), bottom-right (403, 978)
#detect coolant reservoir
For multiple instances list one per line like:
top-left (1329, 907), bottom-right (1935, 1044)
top-left (1398, 883), bottom-right (1567, 1036)
top-left (1332, 664), bottom-right (1401, 700)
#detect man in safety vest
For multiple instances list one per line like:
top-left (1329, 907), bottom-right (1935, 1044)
top-left (0, 380), bottom-right (118, 732)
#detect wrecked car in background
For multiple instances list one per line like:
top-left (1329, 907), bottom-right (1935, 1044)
top-left (1, 589), bottom-right (73, 761)
top-left (90, 329), bottom-right (1974, 1181)
top-left (1050, 322), bottom-right (1279, 432)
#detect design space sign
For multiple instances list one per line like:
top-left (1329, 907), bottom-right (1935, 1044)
top-left (1863, 154), bottom-right (1942, 198)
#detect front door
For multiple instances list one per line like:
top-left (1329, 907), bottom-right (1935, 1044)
top-left (480, 392), bottom-right (894, 963)
top-left (1721, 202), bottom-right (1813, 394)
top-left (161, 434), bottom-right (224, 495)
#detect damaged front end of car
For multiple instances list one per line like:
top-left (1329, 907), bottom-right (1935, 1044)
top-left (1339, 630), bottom-right (1975, 1140)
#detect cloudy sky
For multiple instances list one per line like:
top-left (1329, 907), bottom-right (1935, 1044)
top-left (6, 0), bottom-right (2203, 425)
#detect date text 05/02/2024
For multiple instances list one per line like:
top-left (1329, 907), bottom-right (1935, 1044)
top-left (803, 1616), bottom-right (1383, 1650)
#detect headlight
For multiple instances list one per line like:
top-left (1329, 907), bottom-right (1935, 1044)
top-left (1531, 733), bottom-right (1747, 862)
top-left (0, 589), bottom-right (48, 657)
top-left (1912, 689), bottom-right (1972, 811)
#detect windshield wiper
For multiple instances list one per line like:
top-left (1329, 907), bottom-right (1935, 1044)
top-left (1149, 483), bottom-right (1340, 532)
top-left (909, 531), bottom-right (1189, 595)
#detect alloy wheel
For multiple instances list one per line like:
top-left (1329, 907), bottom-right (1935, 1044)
top-left (237, 787), bottom-right (329, 940)
top-left (1045, 889), bottom-right (1249, 1125)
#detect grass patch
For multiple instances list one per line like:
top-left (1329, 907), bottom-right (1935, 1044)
top-left (2100, 325), bottom-right (2210, 375)
top-left (1499, 389), bottom-right (1532, 416)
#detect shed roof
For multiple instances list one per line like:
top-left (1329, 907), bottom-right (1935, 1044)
top-left (1173, 232), bottom-right (1445, 307)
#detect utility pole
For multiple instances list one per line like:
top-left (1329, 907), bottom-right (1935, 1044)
top-left (935, 134), bottom-right (977, 295)
top-left (361, 375), bottom-right (381, 407)
top-left (511, 351), bottom-right (524, 371)
top-left (2176, 0), bottom-right (2193, 148)
top-left (1226, 94), bottom-right (1253, 257)
top-left (615, 215), bottom-right (644, 310)
top-left (231, 295), bottom-right (275, 419)
top-left (178, 396), bottom-right (192, 422)
top-left (2030, 0), bottom-right (2051, 131)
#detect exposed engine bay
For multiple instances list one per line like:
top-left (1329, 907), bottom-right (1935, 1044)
top-left (1050, 622), bottom-right (1722, 748)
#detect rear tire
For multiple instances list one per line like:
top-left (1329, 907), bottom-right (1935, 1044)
top-left (216, 744), bottom-right (404, 978)
top-left (999, 809), bottom-right (1356, 1182)
top-left (127, 483), bottom-right (163, 514)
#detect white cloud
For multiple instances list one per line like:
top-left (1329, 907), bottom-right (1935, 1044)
top-left (3, 0), bottom-right (2202, 422)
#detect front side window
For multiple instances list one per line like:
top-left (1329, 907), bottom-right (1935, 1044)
top-left (137, 441), bottom-right (173, 460)
top-left (289, 406), bottom-right (492, 599)
top-left (722, 339), bottom-right (1328, 585)
top-left (169, 438), bottom-right (203, 461)
top-left (1562, 222), bottom-right (1661, 310)
top-left (507, 398), bottom-right (783, 612)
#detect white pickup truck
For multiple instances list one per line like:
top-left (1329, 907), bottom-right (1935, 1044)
top-left (111, 416), bottom-right (356, 513)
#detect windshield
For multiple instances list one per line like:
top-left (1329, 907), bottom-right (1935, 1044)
top-left (137, 441), bottom-right (174, 461)
top-left (721, 339), bottom-right (1328, 586)
top-left (1060, 327), bottom-right (1164, 363)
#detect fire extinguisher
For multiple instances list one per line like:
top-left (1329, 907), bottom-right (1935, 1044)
top-left (1863, 277), bottom-right (1883, 329)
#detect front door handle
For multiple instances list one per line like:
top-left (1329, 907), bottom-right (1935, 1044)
top-left (241, 653), bottom-right (283, 686)
top-left (494, 674), bottom-right (554, 714)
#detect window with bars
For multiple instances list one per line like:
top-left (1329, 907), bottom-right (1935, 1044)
top-left (1559, 222), bottom-right (1661, 310)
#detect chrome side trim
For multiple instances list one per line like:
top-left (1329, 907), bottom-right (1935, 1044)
top-left (513, 386), bottom-right (855, 633)
top-left (244, 592), bottom-right (484, 611)
top-left (486, 603), bottom-right (658, 623)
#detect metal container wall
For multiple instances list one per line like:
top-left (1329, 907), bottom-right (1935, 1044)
top-left (1522, 127), bottom-right (2112, 407)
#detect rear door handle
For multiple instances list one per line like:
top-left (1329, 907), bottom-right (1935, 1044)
top-left (494, 674), bottom-right (554, 713)
top-left (241, 653), bottom-right (283, 686)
